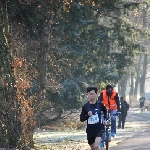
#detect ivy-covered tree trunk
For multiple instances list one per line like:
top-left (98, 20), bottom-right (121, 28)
top-left (0, 1), bottom-right (22, 148)
top-left (0, 1), bottom-right (35, 148)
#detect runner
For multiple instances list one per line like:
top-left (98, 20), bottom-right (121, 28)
top-left (80, 86), bottom-right (107, 150)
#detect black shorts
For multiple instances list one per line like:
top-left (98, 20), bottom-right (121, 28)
top-left (87, 130), bottom-right (103, 145)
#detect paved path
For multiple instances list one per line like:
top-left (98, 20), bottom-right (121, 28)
top-left (33, 108), bottom-right (150, 150)
top-left (109, 108), bottom-right (150, 150)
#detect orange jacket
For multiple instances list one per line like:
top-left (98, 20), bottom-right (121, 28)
top-left (102, 90), bottom-right (117, 110)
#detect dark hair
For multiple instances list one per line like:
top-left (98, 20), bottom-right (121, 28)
top-left (106, 84), bottom-right (113, 90)
top-left (87, 87), bottom-right (98, 94)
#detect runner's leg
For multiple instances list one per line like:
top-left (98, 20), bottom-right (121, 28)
top-left (111, 110), bottom-right (117, 135)
top-left (94, 137), bottom-right (101, 150)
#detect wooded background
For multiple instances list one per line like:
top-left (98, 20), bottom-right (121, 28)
top-left (0, 0), bottom-right (150, 149)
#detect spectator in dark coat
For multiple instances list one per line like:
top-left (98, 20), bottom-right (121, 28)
top-left (118, 96), bottom-right (129, 129)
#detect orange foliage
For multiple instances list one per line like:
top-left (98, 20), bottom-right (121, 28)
top-left (21, 100), bottom-right (34, 116)
top-left (16, 80), bottom-right (30, 91)
top-left (11, 57), bottom-right (23, 68)
top-left (12, 56), bottom-right (35, 146)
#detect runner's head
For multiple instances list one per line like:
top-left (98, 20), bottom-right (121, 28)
top-left (106, 84), bottom-right (113, 90)
top-left (106, 84), bottom-right (113, 96)
top-left (87, 86), bottom-right (98, 94)
top-left (87, 86), bottom-right (98, 101)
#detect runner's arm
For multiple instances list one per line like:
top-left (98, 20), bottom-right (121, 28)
top-left (101, 103), bottom-right (107, 120)
top-left (80, 105), bottom-right (89, 122)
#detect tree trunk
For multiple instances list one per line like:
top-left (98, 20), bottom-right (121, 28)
top-left (134, 57), bottom-right (142, 101)
top-left (0, 1), bottom-right (22, 148)
top-left (140, 54), bottom-right (147, 95)
top-left (139, 6), bottom-right (148, 95)
top-left (129, 71), bottom-right (134, 106)
top-left (118, 74), bottom-right (128, 97)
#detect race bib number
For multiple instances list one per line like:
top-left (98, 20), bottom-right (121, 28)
top-left (88, 114), bottom-right (99, 124)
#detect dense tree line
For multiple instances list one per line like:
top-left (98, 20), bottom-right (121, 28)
top-left (0, 0), bottom-right (149, 149)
